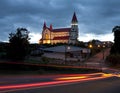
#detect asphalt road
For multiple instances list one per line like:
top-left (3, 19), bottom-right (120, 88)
top-left (0, 73), bottom-right (107, 92)
top-left (6, 76), bottom-right (120, 93)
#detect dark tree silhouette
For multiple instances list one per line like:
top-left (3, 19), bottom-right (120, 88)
top-left (111, 26), bottom-right (120, 54)
top-left (7, 28), bottom-right (30, 61)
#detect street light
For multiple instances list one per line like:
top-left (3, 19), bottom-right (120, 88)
top-left (102, 45), bottom-right (105, 60)
top-left (89, 44), bottom-right (93, 56)
top-left (65, 45), bottom-right (67, 64)
top-left (89, 44), bottom-right (93, 48)
top-left (99, 45), bottom-right (105, 72)
top-left (97, 44), bottom-right (100, 48)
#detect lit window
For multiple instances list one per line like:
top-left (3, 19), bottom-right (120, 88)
top-left (45, 33), bottom-right (49, 39)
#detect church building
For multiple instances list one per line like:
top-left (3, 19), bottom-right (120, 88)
top-left (39, 12), bottom-right (79, 45)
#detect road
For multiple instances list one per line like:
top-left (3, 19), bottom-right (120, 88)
top-left (0, 72), bottom-right (120, 93)
top-left (2, 76), bottom-right (120, 93)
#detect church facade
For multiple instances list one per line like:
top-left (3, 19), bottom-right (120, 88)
top-left (39, 12), bottom-right (79, 45)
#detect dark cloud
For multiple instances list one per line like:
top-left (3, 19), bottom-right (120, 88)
top-left (0, 0), bottom-right (120, 42)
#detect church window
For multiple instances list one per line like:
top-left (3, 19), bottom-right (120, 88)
top-left (45, 33), bottom-right (49, 39)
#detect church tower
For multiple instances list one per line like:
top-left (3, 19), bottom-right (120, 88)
top-left (69, 12), bottom-right (78, 44)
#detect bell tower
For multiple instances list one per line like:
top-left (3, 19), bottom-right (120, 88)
top-left (69, 12), bottom-right (78, 44)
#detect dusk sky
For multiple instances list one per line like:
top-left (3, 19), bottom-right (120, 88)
top-left (0, 0), bottom-right (120, 43)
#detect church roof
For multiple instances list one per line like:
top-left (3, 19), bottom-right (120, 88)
top-left (53, 36), bottom-right (69, 40)
top-left (52, 28), bottom-right (71, 32)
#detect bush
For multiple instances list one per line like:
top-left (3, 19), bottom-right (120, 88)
top-left (41, 57), bottom-right (49, 64)
top-left (106, 55), bottom-right (120, 66)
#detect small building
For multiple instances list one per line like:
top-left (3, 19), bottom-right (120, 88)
top-left (42, 45), bottom-right (90, 61)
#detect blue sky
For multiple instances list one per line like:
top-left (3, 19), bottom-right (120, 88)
top-left (0, 0), bottom-right (120, 43)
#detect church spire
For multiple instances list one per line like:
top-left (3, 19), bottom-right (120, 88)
top-left (43, 22), bottom-right (46, 29)
top-left (71, 12), bottom-right (78, 24)
top-left (50, 24), bottom-right (52, 30)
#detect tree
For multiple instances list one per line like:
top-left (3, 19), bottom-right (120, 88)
top-left (111, 26), bottom-right (120, 54)
top-left (7, 28), bottom-right (30, 61)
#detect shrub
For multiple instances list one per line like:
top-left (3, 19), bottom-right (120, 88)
top-left (106, 55), bottom-right (120, 66)
top-left (41, 57), bottom-right (49, 64)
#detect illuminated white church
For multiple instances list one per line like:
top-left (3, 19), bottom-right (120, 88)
top-left (39, 12), bottom-right (79, 45)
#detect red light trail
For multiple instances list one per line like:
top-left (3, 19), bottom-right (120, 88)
top-left (0, 73), bottom-right (114, 92)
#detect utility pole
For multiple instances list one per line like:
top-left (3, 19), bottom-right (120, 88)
top-left (65, 45), bottom-right (67, 64)
top-left (103, 45), bottom-right (105, 60)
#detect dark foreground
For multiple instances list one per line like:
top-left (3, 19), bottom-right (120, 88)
top-left (0, 61), bottom-right (100, 75)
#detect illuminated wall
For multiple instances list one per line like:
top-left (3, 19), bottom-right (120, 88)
top-left (41, 28), bottom-right (69, 44)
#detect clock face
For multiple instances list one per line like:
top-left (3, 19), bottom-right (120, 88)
top-left (72, 28), bottom-right (75, 31)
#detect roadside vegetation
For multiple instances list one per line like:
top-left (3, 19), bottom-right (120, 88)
top-left (0, 62), bottom-right (100, 75)
top-left (106, 26), bottom-right (120, 68)
top-left (106, 55), bottom-right (120, 66)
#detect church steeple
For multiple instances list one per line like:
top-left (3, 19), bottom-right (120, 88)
top-left (69, 12), bottom-right (78, 45)
top-left (43, 22), bottom-right (46, 29)
top-left (71, 12), bottom-right (78, 24)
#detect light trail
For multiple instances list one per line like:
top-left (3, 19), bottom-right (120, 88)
top-left (55, 73), bottom-right (113, 81)
top-left (0, 73), bottom-right (114, 92)
top-left (55, 76), bottom-right (87, 80)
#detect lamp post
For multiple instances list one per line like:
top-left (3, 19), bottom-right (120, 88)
top-left (65, 45), bottom-right (67, 64)
top-left (102, 45), bottom-right (105, 60)
top-left (65, 45), bottom-right (70, 64)
top-left (89, 44), bottom-right (93, 56)
top-left (99, 44), bottom-right (105, 72)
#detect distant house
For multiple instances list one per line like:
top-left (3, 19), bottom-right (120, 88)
top-left (42, 45), bottom-right (90, 61)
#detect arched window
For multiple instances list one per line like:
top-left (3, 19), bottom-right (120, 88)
top-left (45, 33), bottom-right (49, 39)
